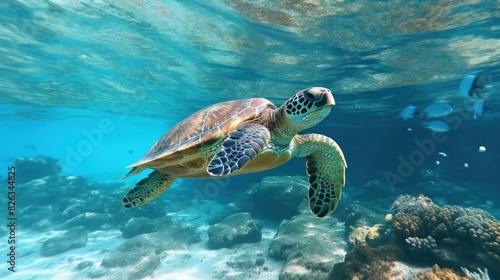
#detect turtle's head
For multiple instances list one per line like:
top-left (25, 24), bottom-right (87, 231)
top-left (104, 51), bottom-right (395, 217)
top-left (281, 87), bottom-right (335, 129)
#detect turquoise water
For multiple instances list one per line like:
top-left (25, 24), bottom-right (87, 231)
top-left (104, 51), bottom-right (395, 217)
top-left (1, 1), bottom-right (500, 279)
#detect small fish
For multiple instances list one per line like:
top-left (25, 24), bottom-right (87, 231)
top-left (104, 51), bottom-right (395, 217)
top-left (473, 99), bottom-right (485, 119)
top-left (423, 120), bottom-right (450, 132)
top-left (422, 102), bottom-right (453, 118)
top-left (459, 74), bottom-right (485, 99)
top-left (400, 105), bottom-right (417, 120)
top-left (438, 152), bottom-right (447, 157)
top-left (353, 98), bottom-right (360, 110)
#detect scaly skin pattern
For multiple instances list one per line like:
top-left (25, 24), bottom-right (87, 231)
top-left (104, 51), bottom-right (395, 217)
top-left (122, 171), bottom-right (177, 208)
top-left (291, 133), bottom-right (347, 218)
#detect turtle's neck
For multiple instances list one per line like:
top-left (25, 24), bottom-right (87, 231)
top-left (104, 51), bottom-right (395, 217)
top-left (263, 106), bottom-right (299, 147)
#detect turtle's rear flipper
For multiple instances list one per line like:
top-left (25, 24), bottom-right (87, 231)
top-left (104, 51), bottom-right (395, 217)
top-left (207, 123), bottom-right (270, 176)
top-left (292, 134), bottom-right (347, 218)
top-left (120, 166), bottom-right (146, 180)
top-left (122, 171), bottom-right (176, 208)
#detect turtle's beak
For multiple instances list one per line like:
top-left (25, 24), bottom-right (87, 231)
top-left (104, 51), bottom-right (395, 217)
top-left (310, 89), bottom-right (335, 113)
top-left (318, 89), bottom-right (335, 107)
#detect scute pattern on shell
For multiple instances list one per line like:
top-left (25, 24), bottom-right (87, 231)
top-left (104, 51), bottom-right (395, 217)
top-left (136, 98), bottom-right (276, 165)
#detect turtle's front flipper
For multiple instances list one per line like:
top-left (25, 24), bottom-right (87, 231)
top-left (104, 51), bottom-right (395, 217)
top-left (292, 134), bottom-right (347, 218)
top-left (122, 171), bottom-right (177, 208)
top-left (207, 123), bottom-right (271, 176)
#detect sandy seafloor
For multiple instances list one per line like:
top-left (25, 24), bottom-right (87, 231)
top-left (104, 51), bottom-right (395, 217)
top-left (4, 200), bottom-right (285, 280)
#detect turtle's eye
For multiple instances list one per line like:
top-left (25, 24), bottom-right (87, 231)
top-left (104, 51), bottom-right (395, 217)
top-left (303, 90), bottom-right (320, 101)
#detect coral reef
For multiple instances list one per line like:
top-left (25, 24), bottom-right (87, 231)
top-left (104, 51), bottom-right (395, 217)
top-left (391, 194), bottom-right (500, 278)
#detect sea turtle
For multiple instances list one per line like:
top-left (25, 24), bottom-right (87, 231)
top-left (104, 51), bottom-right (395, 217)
top-left (121, 87), bottom-right (347, 218)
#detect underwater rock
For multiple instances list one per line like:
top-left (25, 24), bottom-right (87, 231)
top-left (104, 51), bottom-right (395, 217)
top-left (61, 202), bottom-right (89, 220)
top-left (18, 177), bottom-right (59, 204)
top-left (18, 175), bottom-right (87, 207)
top-left (17, 204), bottom-right (56, 230)
top-left (280, 256), bottom-right (336, 280)
top-left (60, 189), bottom-right (114, 220)
top-left (226, 259), bottom-right (256, 270)
top-left (270, 203), bottom-right (347, 280)
top-left (102, 234), bottom-right (162, 267)
top-left (256, 257), bottom-right (265, 266)
top-left (207, 212), bottom-right (262, 249)
top-left (76, 260), bottom-right (94, 270)
top-left (60, 212), bottom-right (113, 231)
top-left (162, 193), bottom-right (194, 213)
top-left (121, 217), bottom-right (161, 239)
top-left (112, 218), bottom-right (200, 258)
top-left (40, 226), bottom-right (88, 257)
top-left (103, 245), bottom-right (160, 280)
top-left (15, 176), bottom-right (167, 233)
top-left (208, 203), bottom-right (241, 225)
top-left (232, 176), bottom-right (308, 221)
top-left (329, 242), bottom-right (405, 280)
top-left (14, 156), bottom-right (61, 183)
top-left (102, 224), bottom-right (200, 279)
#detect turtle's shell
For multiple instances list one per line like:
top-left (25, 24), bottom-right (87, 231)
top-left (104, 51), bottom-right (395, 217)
top-left (128, 98), bottom-right (276, 176)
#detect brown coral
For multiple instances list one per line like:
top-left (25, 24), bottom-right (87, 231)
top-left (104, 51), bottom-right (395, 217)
top-left (393, 215), bottom-right (424, 239)
top-left (477, 220), bottom-right (500, 266)
top-left (416, 264), bottom-right (472, 280)
top-left (430, 223), bottom-right (449, 241)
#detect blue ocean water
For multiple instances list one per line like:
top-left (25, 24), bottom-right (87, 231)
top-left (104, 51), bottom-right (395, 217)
top-left (1, 1), bottom-right (500, 279)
